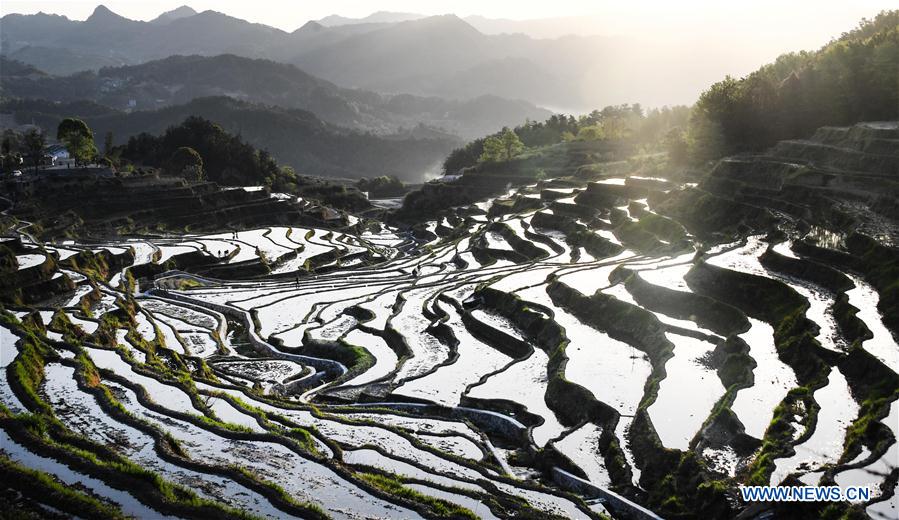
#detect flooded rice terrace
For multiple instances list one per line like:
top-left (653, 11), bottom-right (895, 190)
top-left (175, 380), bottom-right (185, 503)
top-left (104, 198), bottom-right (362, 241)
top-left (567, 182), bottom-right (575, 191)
top-left (2, 173), bottom-right (898, 519)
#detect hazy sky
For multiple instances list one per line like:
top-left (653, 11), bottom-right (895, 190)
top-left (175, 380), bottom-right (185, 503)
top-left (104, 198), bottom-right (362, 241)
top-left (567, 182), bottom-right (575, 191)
top-left (2, 0), bottom-right (894, 48)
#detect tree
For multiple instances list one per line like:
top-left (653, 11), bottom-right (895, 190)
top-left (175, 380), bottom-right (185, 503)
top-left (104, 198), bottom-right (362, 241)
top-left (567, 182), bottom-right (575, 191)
top-left (576, 125), bottom-right (604, 141)
top-left (356, 175), bottom-right (405, 197)
top-left (103, 131), bottom-right (114, 158)
top-left (23, 129), bottom-right (45, 173)
top-left (56, 118), bottom-right (91, 142)
top-left (67, 133), bottom-right (98, 167)
top-left (269, 165), bottom-right (297, 193)
top-left (165, 146), bottom-right (204, 180)
top-left (443, 137), bottom-right (486, 173)
top-left (478, 135), bottom-right (504, 163)
top-left (499, 128), bottom-right (524, 161)
top-left (1, 130), bottom-right (20, 156)
top-left (56, 117), bottom-right (97, 167)
top-left (664, 128), bottom-right (689, 166)
top-left (1, 130), bottom-right (23, 173)
top-left (688, 117), bottom-right (726, 164)
top-left (479, 128), bottom-right (523, 163)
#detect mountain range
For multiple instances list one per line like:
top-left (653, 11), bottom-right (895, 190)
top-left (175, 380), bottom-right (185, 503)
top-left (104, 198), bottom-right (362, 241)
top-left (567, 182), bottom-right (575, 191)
top-left (0, 4), bottom-right (731, 109)
top-left (0, 54), bottom-right (550, 138)
top-left (317, 11), bottom-right (613, 39)
top-left (0, 4), bottom-right (749, 182)
top-left (318, 11), bottom-right (425, 27)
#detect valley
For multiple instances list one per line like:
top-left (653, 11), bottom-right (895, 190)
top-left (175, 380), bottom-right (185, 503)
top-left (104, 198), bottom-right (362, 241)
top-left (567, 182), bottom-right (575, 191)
top-left (1, 120), bottom-right (897, 519)
top-left (1, 4), bottom-right (897, 519)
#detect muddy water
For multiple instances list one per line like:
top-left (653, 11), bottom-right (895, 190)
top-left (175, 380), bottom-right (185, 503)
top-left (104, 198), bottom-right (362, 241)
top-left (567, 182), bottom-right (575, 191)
top-left (846, 274), bottom-right (899, 374)
top-left (15, 253), bottom-right (46, 270)
top-left (109, 381), bottom-right (420, 520)
top-left (1, 324), bottom-right (27, 413)
top-left (390, 287), bottom-right (452, 383)
top-left (0, 429), bottom-right (181, 519)
top-left (343, 448), bottom-right (479, 493)
top-left (394, 302), bottom-right (510, 406)
top-left (834, 399), bottom-right (898, 515)
top-left (649, 334), bottom-right (724, 450)
top-left (552, 423), bottom-right (612, 487)
top-left (10, 165), bottom-right (899, 520)
top-left (557, 253), bottom-right (632, 296)
top-left (731, 319), bottom-right (797, 439)
top-left (770, 368), bottom-right (859, 485)
top-left (39, 364), bottom-right (283, 517)
top-left (341, 329), bottom-right (398, 387)
top-left (706, 236), bottom-right (843, 352)
top-left (553, 303), bottom-right (650, 415)
top-left (407, 484), bottom-right (501, 520)
top-left (344, 412), bottom-right (482, 439)
top-left (467, 347), bottom-right (565, 447)
top-left (87, 347), bottom-right (199, 414)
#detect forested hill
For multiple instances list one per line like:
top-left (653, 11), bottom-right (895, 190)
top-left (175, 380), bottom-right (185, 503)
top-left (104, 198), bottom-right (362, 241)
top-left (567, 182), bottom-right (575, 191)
top-left (2, 96), bottom-right (460, 181)
top-left (437, 11), bottom-right (898, 175)
top-left (0, 54), bottom-right (551, 139)
top-left (689, 10), bottom-right (898, 159)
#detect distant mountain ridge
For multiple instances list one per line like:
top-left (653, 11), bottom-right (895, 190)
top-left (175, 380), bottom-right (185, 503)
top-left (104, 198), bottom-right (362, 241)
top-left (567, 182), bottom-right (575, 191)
top-left (0, 4), bottom-right (726, 108)
top-left (0, 54), bottom-right (551, 139)
top-left (318, 11), bottom-right (426, 26)
top-left (1, 6), bottom-right (287, 74)
top-left (151, 5), bottom-right (197, 24)
top-left (316, 11), bottom-right (609, 38)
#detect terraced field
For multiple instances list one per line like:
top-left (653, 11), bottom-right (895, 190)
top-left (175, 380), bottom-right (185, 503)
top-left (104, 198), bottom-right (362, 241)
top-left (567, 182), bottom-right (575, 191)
top-left (1, 122), bottom-right (898, 519)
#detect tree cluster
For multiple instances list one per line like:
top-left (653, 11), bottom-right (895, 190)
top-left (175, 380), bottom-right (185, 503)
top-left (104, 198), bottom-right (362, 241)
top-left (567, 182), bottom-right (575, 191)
top-left (120, 116), bottom-right (281, 185)
top-left (1, 128), bottom-right (46, 173)
top-left (57, 117), bottom-right (98, 166)
top-left (355, 175), bottom-right (406, 198)
top-left (443, 11), bottom-right (896, 173)
top-left (479, 129), bottom-right (524, 163)
top-left (687, 10), bottom-right (898, 161)
top-left (165, 146), bottom-right (205, 181)
top-left (443, 104), bottom-right (689, 173)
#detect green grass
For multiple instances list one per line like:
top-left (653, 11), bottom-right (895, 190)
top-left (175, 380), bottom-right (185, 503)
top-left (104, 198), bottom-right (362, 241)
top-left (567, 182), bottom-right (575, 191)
top-left (176, 278), bottom-right (203, 290)
top-left (745, 387), bottom-right (815, 485)
top-left (0, 455), bottom-right (127, 520)
top-left (1, 339), bottom-right (267, 520)
top-left (8, 330), bottom-right (58, 416)
top-left (359, 472), bottom-right (479, 519)
top-left (195, 413), bottom-right (254, 434)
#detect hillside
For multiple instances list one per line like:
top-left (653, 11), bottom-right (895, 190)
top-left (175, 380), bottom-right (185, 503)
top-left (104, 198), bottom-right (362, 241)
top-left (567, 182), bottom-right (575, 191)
top-left (2, 96), bottom-right (460, 181)
top-left (0, 5), bottom-right (772, 109)
top-left (0, 54), bottom-right (551, 138)
top-left (689, 10), bottom-right (898, 158)
top-left (1, 119), bottom-right (896, 520)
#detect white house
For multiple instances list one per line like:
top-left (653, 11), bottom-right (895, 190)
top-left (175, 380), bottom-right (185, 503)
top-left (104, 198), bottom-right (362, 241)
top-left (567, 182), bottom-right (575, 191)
top-left (44, 144), bottom-right (70, 165)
